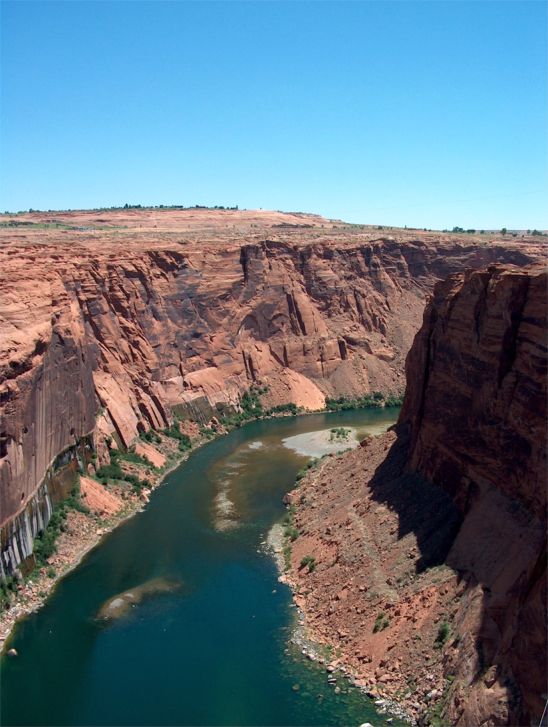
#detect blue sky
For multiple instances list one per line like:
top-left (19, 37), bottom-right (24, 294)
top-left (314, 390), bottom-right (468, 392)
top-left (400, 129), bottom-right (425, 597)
top-left (1, 1), bottom-right (546, 228)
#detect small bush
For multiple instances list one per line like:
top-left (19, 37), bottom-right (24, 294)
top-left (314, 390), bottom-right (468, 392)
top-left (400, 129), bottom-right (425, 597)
top-left (295, 459), bottom-right (318, 482)
top-left (141, 430), bottom-right (161, 444)
top-left (27, 481), bottom-right (90, 575)
top-left (199, 426), bottom-right (215, 439)
top-left (96, 462), bottom-right (123, 482)
top-left (329, 427), bottom-right (351, 441)
top-left (115, 448), bottom-right (148, 465)
top-left (284, 525), bottom-right (299, 541)
top-left (65, 483), bottom-right (89, 514)
top-left (435, 621), bottom-right (451, 646)
top-left (163, 425), bottom-right (192, 451)
top-left (300, 555), bottom-right (316, 573)
top-left (268, 402), bottom-right (298, 415)
top-left (178, 436), bottom-right (192, 452)
top-left (282, 506), bottom-right (296, 525)
top-left (373, 612), bottom-right (390, 633)
top-left (283, 543), bottom-right (292, 572)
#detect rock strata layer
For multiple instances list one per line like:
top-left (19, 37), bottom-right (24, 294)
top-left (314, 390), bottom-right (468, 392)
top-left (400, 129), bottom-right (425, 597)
top-left (0, 209), bottom-right (543, 570)
top-left (285, 265), bottom-right (546, 725)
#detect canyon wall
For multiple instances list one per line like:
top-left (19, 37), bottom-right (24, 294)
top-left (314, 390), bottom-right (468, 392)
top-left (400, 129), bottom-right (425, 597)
top-left (0, 210), bottom-right (543, 573)
top-left (285, 263), bottom-right (546, 725)
top-left (400, 265), bottom-right (547, 724)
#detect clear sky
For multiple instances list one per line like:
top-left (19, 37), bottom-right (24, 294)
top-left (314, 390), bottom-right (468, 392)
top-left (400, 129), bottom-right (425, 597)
top-left (1, 1), bottom-right (546, 229)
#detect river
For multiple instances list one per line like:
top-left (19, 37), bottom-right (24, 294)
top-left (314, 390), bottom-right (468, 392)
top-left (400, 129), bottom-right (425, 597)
top-left (0, 409), bottom-right (404, 727)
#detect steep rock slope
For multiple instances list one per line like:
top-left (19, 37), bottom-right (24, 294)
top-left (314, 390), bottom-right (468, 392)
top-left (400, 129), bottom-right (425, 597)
top-left (0, 209), bottom-right (543, 566)
top-left (401, 265), bottom-right (547, 724)
top-left (285, 265), bottom-right (546, 725)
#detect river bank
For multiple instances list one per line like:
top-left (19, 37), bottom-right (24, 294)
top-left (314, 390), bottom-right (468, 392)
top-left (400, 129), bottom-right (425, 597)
top-left (1, 408), bottom-right (404, 727)
top-left (0, 434), bottom-right (198, 652)
top-left (0, 410), bottom-right (322, 651)
top-left (0, 402), bottom-right (400, 655)
top-left (267, 514), bottom-right (416, 727)
top-left (271, 430), bottom-right (465, 726)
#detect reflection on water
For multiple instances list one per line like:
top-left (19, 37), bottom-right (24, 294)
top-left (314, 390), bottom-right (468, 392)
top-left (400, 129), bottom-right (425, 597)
top-left (1, 408), bottom-right (402, 727)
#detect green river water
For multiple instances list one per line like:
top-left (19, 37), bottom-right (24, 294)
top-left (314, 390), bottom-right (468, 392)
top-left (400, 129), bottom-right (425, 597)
top-left (0, 409), bottom-right (405, 727)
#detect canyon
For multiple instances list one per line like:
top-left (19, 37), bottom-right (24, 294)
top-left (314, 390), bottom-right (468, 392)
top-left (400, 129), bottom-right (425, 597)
top-left (0, 209), bottom-right (543, 568)
top-left (0, 208), bottom-right (546, 725)
top-left (284, 265), bottom-right (547, 725)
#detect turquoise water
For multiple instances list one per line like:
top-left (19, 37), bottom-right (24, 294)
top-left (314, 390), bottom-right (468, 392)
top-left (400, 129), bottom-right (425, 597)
top-left (0, 409), bottom-right (403, 727)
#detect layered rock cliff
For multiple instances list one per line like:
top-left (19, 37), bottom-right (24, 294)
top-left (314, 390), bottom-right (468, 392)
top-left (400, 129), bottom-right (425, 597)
top-left (284, 264), bottom-right (546, 725)
top-left (401, 265), bottom-right (547, 724)
top-left (0, 209), bottom-right (543, 575)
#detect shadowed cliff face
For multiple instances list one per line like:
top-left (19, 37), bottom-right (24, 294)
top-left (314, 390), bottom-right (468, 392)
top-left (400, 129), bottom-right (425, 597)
top-left (399, 265), bottom-right (547, 725)
top-left (284, 264), bottom-right (546, 726)
top-left (0, 210), bottom-right (543, 536)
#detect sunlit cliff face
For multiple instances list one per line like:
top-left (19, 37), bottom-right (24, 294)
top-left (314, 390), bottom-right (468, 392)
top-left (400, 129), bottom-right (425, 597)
top-left (2, 209), bottom-right (541, 534)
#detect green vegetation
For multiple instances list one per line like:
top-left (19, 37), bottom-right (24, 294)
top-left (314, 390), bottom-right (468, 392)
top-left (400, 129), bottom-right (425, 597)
top-left (1, 203), bottom-right (240, 215)
top-left (0, 576), bottom-right (19, 610)
top-left (373, 611), bottom-right (390, 632)
top-left (267, 402), bottom-right (299, 415)
top-left (32, 483), bottom-right (89, 573)
top-left (450, 226), bottom-right (479, 234)
top-left (141, 430), bottom-right (161, 444)
top-left (325, 391), bottom-right (403, 411)
top-left (282, 541), bottom-right (292, 572)
top-left (220, 386), bottom-right (266, 428)
top-left (95, 461), bottom-right (124, 482)
top-left (435, 621), bottom-right (451, 647)
top-left (280, 506), bottom-right (298, 570)
top-left (284, 524), bottom-right (299, 542)
top-left (300, 555), bottom-right (316, 573)
top-left (198, 426), bottom-right (216, 439)
top-left (204, 384), bottom-right (401, 433)
top-left (423, 675), bottom-right (454, 727)
top-left (329, 427), bottom-right (351, 441)
top-left (96, 449), bottom-right (152, 492)
top-left (113, 448), bottom-right (148, 466)
top-left (162, 425), bottom-right (192, 451)
top-left (295, 457), bottom-right (320, 482)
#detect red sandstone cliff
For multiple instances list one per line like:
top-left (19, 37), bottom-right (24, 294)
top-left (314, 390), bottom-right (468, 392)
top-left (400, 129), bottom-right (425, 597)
top-left (400, 265), bottom-right (547, 724)
top-left (284, 264), bottom-right (546, 725)
top-left (0, 209), bottom-right (543, 566)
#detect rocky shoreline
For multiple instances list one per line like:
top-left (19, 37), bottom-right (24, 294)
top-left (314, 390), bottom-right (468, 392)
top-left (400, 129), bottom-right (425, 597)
top-left (265, 522), bottom-right (416, 726)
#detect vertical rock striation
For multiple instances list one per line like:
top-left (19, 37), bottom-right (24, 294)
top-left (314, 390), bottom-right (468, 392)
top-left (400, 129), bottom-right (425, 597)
top-left (399, 265), bottom-right (547, 724)
top-left (0, 210), bottom-right (543, 580)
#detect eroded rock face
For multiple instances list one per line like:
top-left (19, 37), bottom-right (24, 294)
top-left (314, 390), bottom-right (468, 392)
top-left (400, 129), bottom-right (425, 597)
top-left (0, 210), bottom-right (543, 544)
top-left (400, 265), bottom-right (547, 725)
top-left (285, 264), bottom-right (546, 726)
